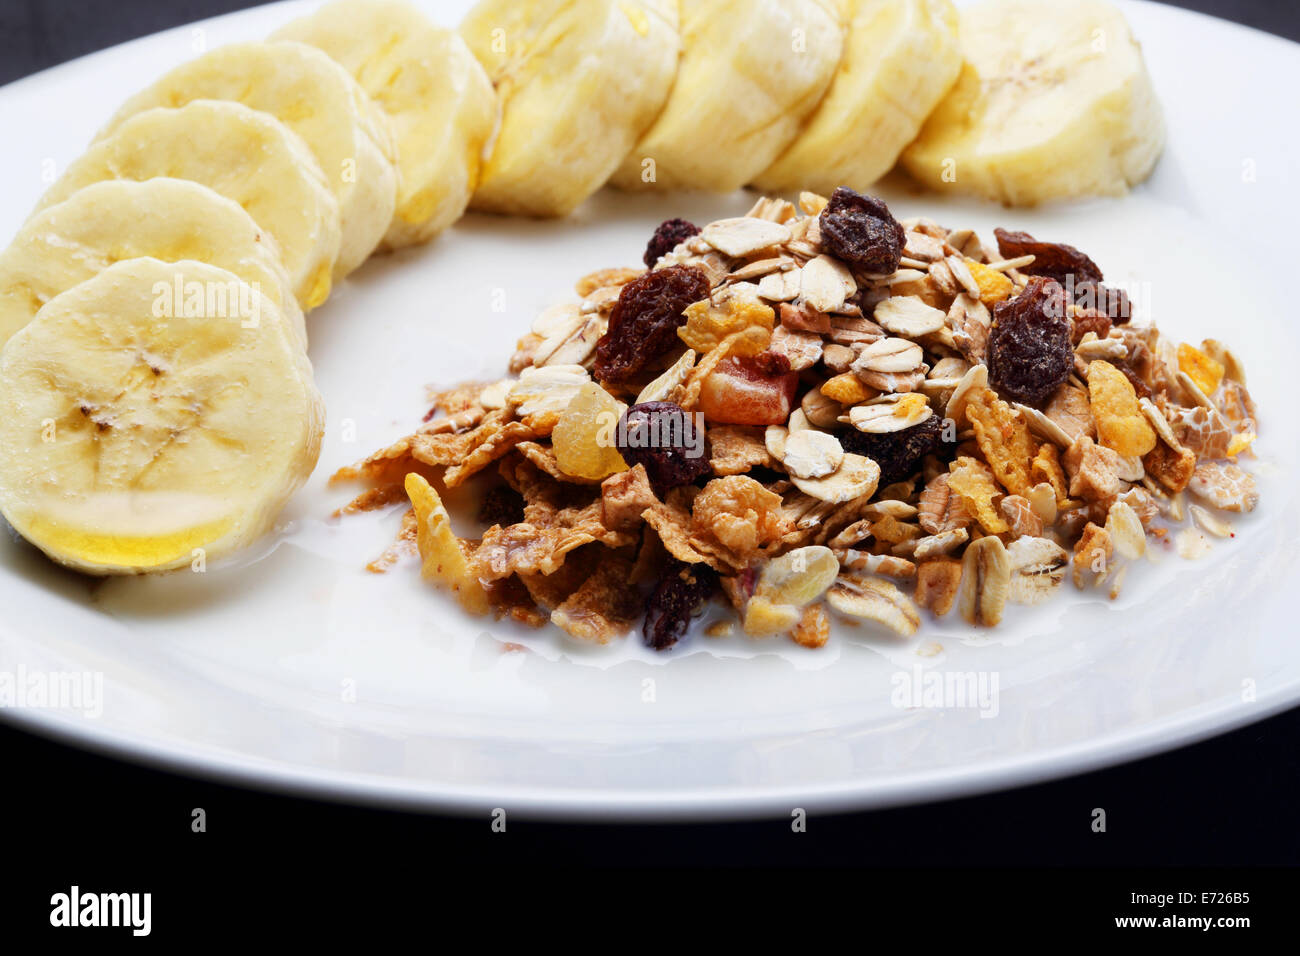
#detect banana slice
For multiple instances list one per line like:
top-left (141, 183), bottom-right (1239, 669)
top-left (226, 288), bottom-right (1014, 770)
top-left (754, 0), bottom-right (961, 196)
top-left (0, 258), bottom-right (324, 575)
top-left (35, 100), bottom-right (341, 311)
top-left (0, 178), bottom-right (304, 351)
top-left (96, 41), bottom-right (397, 276)
top-left (901, 0), bottom-right (1165, 204)
top-left (611, 0), bottom-right (844, 193)
top-left (272, 0), bottom-right (497, 250)
top-left (460, 0), bottom-right (680, 217)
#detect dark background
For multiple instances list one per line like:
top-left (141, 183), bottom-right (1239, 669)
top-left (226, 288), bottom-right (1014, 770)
top-left (0, 0), bottom-right (1297, 914)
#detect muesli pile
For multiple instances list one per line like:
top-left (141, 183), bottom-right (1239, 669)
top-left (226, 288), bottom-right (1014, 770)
top-left (335, 188), bottom-right (1260, 649)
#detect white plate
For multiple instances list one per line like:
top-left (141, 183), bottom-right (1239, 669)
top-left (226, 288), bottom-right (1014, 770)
top-left (0, 0), bottom-right (1297, 820)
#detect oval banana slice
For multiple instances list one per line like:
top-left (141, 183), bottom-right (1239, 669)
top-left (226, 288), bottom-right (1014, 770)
top-left (272, 0), bottom-right (497, 250)
top-left (96, 41), bottom-right (396, 277)
top-left (610, 0), bottom-right (844, 192)
top-left (901, 0), bottom-right (1165, 204)
top-left (35, 100), bottom-right (341, 311)
top-left (0, 178), bottom-right (304, 350)
top-left (460, 0), bottom-right (680, 217)
top-left (0, 259), bottom-right (324, 575)
top-left (754, 0), bottom-right (962, 196)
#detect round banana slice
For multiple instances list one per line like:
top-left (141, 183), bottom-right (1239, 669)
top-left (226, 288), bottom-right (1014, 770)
top-left (35, 100), bottom-right (341, 311)
top-left (0, 178), bottom-right (304, 351)
top-left (272, 0), bottom-right (497, 250)
top-left (0, 258), bottom-right (324, 575)
top-left (754, 0), bottom-right (961, 196)
top-left (96, 41), bottom-right (397, 276)
top-left (610, 0), bottom-right (843, 192)
top-left (901, 0), bottom-right (1165, 204)
top-left (460, 0), bottom-right (680, 217)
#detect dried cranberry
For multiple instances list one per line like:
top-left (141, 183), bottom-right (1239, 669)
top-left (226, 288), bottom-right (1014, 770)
top-left (643, 218), bottom-right (700, 267)
top-left (986, 277), bottom-right (1074, 407)
top-left (1070, 279), bottom-right (1131, 324)
top-left (616, 401), bottom-right (712, 496)
top-left (478, 485), bottom-right (525, 527)
top-left (993, 228), bottom-right (1103, 287)
top-left (841, 414), bottom-right (946, 486)
top-left (643, 559), bottom-right (718, 650)
top-left (818, 187), bottom-right (905, 273)
top-left (594, 265), bottom-right (710, 383)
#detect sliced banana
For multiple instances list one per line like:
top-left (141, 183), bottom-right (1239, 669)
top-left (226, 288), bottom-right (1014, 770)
top-left (902, 0), bottom-right (1165, 204)
top-left (754, 0), bottom-right (961, 196)
top-left (35, 100), bottom-right (341, 311)
top-left (0, 259), bottom-right (324, 575)
top-left (96, 41), bottom-right (396, 276)
top-left (272, 0), bottom-right (498, 250)
top-left (0, 179), bottom-right (304, 350)
top-left (460, 0), bottom-right (680, 216)
top-left (610, 0), bottom-right (844, 192)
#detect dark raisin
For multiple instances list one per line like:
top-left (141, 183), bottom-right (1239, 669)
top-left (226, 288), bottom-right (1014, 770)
top-left (986, 277), bottom-right (1074, 407)
top-left (841, 414), bottom-right (946, 486)
top-left (643, 218), bottom-right (700, 268)
top-left (593, 265), bottom-right (710, 383)
top-left (1070, 279), bottom-right (1131, 324)
top-left (615, 401), bottom-right (712, 496)
top-left (1114, 360), bottom-right (1152, 400)
top-left (478, 485), bottom-right (525, 527)
top-left (993, 228), bottom-right (1103, 287)
top-left (643, 559), bottom-right (718, 650)
top-left (818, 187), bottom-right (905, 273)
top-left (1070, 309), bottom-right (1112, 345)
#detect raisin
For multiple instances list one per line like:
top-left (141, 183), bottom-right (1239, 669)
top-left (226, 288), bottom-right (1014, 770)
top-left (615, 401), bottom-right (712, 496)
top-left (643, 218), bottom-right (700, 268)
top-left (643, 559), bottom-right (718, 650)
top-left (1114, 360), bottom-right (1152, 400)
top-left (1070, 309), bottom-right (1112, 345)
top-left (841, 414), bottom-right (946, 486)
top-left (593, 265), bottom-right (710, 383)
top-left (1070, 279), bottom-right (1131, 324)
top-left (478, 485), bottom-right (524, 527)
top-left (818, 187), bottom-right (905, 273)
top-left (986, 277), bottom-right (1074, 407)
top-left (993, 228), bottom-right (1103, 287)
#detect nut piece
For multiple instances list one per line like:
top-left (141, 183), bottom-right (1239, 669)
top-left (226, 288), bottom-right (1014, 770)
top-left (847, 393), bottom-right (934, 434)
top-left (782, 430), bottom-right (845, 480)
top-left (852, 337), bottom-right (924, 375)
top-left (1005, 536), bottom-right (1069, 605)
top-left (958, 535), bottom-right (1011, 627)
top-left (701, 217), bottom-right (791, 257)
top-left (915, 557), bottom-right (962, 616)
top-left (873, 295), bottom-right (947, 337)
top-left (825, 575), bottom-right (921, 636)
top-left (790, 453), bottom-right (880, 504)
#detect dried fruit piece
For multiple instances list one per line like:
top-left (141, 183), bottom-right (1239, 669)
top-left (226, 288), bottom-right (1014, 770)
top-left (915, 557), bottom-right (962, 616)
top-left (644, 217), bottom-right (700, 267)
top-left (993, 228), bottom-right (1103, 286)
top-left (478, 484), bottom-right (525, 527)
top-left (643, 559), bottom-right (717, 650)
top-left (1005, 536), bottom-right (1069, 605)
top-left (986, 277), bottom-right (1073, 406)
top-left (697, 354), bottom-right (798, 426)
top-left (818, 187), bottom-right (905, 273)
top-left (755, 545), bottom-right (839, 606)
top-left (1070, 280), bottom-right (1131, 324)
top-left (551, 383), bottom-right (628, 480)
top-left (678, 293), bottom-right (775, 353)
top-left (615, 401), bottom-right (711, 496)
top-left (825, 575), bottom-right (920, 636)
top-left (1176, 342), bottom-right (1225, 397)
top-left (1087, 360), bottom-right (1156, 457)
top-left (958, 535), bottom-right (1010, 627)
top-left (594, 265), bottom-right (711, 383)
top-left (841, 414), bottom-right (944, 487)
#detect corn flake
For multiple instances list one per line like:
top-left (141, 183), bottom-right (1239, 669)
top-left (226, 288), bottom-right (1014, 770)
top-left (1087, 361), bottom-right (1157, 457)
